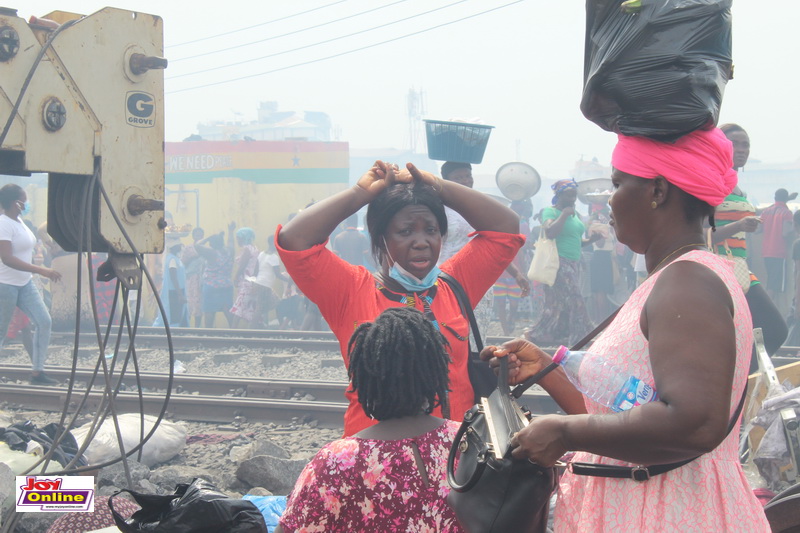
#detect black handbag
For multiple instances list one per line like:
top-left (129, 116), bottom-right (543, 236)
top-left (445, 305), bottom-right (623, 533)
top-left (764, 482), bottom-right (800, 533)
top-left (438, 273), bottom-right (496, 401)
top-left (446, 357), bottom-right (557, 533)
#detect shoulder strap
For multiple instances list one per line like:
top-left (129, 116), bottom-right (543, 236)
top-left (439, 271), bottom-right (624, 394)
top-left (438, 273), bottom-right (483, 354)
top-left (569, 384), bottom-right (749, 480)
top-left (510, 306), bottom-right (622, 398)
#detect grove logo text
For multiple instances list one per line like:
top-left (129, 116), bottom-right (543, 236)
top-left (126, 91), bottom-right (155, 128)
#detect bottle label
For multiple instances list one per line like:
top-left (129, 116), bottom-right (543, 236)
top-left (611, 376), bottom-right (657, 412)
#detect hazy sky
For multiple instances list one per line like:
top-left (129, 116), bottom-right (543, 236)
top-left (19, 1), bottom-right (800, 183)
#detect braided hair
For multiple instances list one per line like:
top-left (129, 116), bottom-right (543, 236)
top-left (347, 307), bottom-right (451, 421)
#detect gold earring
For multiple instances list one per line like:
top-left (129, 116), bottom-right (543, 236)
top-left (651, 201), bottom-right (657, 209)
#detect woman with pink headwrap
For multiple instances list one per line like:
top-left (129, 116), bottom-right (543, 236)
top-left (483, 128), bottom-right (770, 531)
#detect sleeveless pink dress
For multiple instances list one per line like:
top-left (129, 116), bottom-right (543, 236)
top-left (554, 250), bottom-right (770, 532)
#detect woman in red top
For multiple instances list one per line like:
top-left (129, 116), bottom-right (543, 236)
top-left (278, 161), bottom-right (523, 436)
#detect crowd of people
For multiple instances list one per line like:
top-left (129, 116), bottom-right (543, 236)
top-left (141, 124), bottom-right (799, 354)
top-left (271, 125), bottom-right (775, 531)
top-left (2, 124), bottom-right (793, 529)
top-left (152, 223), bottom-right (297, 330)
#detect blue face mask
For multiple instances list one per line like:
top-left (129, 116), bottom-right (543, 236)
top-left (389, 262), bottom-right (442, 292)
top-left (16, 200), bottom-right (29, 216)
top-left (384, 238), bottom-right (441, 292)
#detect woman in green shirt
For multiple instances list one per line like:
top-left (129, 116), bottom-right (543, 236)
top-left (526, 179), bottom-right (600, 345)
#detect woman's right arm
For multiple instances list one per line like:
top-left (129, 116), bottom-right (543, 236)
top-left (709, 216), bottom-right (761, 244)
top-left (193, 242), bottom-right (217, 261)
top-left (0, 241), bottom-right (61, 281)
top-left (544, 207), bottom-right (573, 239)
top-left (481, 339), bottom-right (587, 415)
top-left (279, 161), bottom-right (401, 251)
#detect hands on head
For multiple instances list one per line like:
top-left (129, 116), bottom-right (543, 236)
top-left (356, 161), bottom-right (443, 198)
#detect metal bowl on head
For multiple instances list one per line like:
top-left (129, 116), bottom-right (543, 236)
top-left (496, 162), bottom-right (541, 201)
top-left (577, 178), bottom-right (613, 205)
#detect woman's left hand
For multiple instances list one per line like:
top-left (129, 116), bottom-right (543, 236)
top-left (510, 414), bottom-right (569, 466)
top-left (355, 161), bottom-right (404, 198)
top-left (405, 163), bottom-right (443, 193)
top-left (40, 267), bottom-right (62, 282)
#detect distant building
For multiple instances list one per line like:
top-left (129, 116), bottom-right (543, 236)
top-left (737, 158), bottom-right (800, 209)
top-left (163, 139), bottom-right (349, 241)
top-left (570, 157), bottom-right (611, 182)
top-left (197, 101), bottom-right (332, 142)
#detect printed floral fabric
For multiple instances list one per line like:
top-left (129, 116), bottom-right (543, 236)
top-left (231, 244), bottom-right (260, 321)
top-left (202, 248), bottom-right (233, 289)
top-left (280, 420), bottom-right (464, 533)
top-left (554, 250), bottom-right (770, 532)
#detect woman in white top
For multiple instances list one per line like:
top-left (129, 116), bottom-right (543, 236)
top-left (0, 184), bottom-right (61, 384)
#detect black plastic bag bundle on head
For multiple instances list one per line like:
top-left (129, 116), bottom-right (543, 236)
top-left (581, 0), bottom-right (733, 141)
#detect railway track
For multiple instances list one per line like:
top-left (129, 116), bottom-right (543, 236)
top-left (51, 327), bottom-right (800, 360)
top-left (0, 364), bottom-right (347, 428)
top-left (49, 327), bottom-right (521, 352)
top-left (0, 364), bottom-right (561, 426)
top-left (7, 329), bottom-right (797, 427)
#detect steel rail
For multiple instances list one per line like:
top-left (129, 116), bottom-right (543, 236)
top-left (0, 364), bottom-right (561, 422)
top-left (50, 331), bottom-right (342, 352)
top-left (0, 364), bottom-right (346, 402)
top-left (0, 383), bottom-right (347, 427)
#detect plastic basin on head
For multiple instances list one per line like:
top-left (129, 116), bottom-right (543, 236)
top-left (424, 120), bottom-right (494, 164)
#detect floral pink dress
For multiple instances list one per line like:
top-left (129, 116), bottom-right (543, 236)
top-left (555, 251), bottom-right (770, 532)
top-left (279, 420), bottom-right (464, 533)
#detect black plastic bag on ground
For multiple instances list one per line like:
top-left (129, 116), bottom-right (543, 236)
top-left (109, 478), bottom-right (268, 533)
top-left (0, 421), bottom-right (86, 468)
top-left (581, 0), bottom-right (733, 141)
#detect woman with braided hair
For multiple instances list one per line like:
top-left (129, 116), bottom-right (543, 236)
top-left (276, 307), bottom-right (464, 533)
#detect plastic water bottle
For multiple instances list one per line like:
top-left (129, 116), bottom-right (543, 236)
top-left (552, 346), bottom-right (658, 412)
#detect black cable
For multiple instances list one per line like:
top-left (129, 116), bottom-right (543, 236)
top-left (56, 181), bottom-right (174, 476)
top-left (169, 0), bottom-right (350, 48)
top-left (171, 0), bottom-right (410, 64)
top-left (24, 170), bottom-right (175, 477)
top-left (167, 0), bottom-right (524, 94)
top-left (0, 19), bottom-right (77, 147)
top-left (36, 168), bottom-right (93, 475)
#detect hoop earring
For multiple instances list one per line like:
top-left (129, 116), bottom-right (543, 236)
top-left (651, 201), bottom-right (658, 209)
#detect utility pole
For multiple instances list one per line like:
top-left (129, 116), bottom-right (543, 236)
top-left (407, 87), bottom-right (426, 152)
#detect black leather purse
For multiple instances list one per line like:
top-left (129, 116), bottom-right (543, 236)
top-left (446, 357), bottom-right (557, 533)
top-left (444, 298), bottom-right (623, 533)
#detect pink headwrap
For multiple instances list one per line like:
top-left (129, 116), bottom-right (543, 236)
top-left (611, 128), bottom-right (737, 206)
